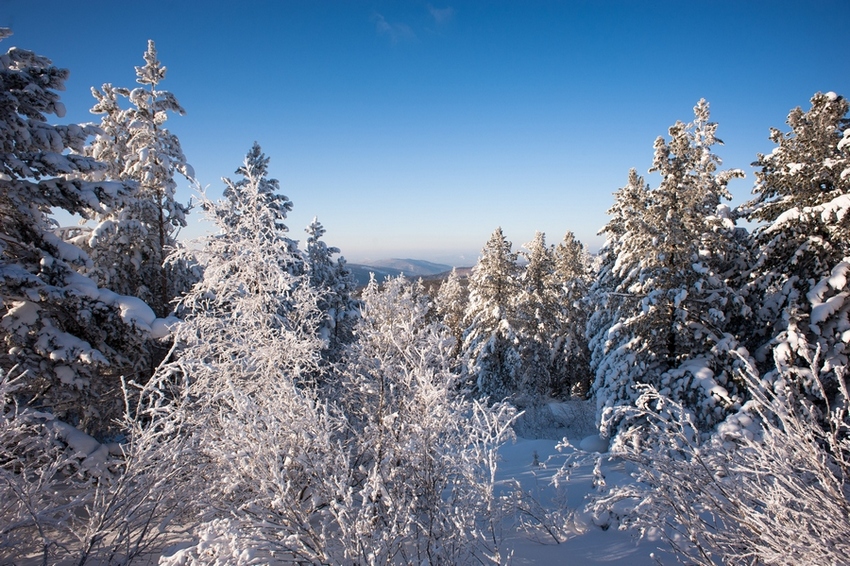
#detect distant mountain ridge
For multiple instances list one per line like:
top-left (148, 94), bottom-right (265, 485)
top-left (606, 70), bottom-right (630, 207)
top-left (347, 258), bottom-right (454, 287)
top-left (367, 258), bottom-right (452, 276)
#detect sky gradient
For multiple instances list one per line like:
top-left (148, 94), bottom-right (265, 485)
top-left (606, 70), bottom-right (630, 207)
top-left (4, 0), bottom-right (849, 265)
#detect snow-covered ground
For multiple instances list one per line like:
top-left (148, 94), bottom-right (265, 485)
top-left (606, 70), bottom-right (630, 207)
top-left (499, 400), bottom-right (673, 565)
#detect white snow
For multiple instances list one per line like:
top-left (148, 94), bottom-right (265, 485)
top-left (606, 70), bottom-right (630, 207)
top-left (811, 292), bottom-right (848, 326)
top-left (151, 316), bottom-right (179, 339)
top-left (765, 206), bottom-right (800, 231)
top-left (115, 295), bottom-right (157, 327)
top-left (819, 193), bottom-right (850, 224)
top-left (579, 433), bottom-right (609, 453)
top-left (786, 163), bottom-right (804, 175)
top-left (807, 262), bottom-right (850, 328)
top-left (54, 364), bottom-right (76, 385)
top-left (47, 419), bottom-right (112, 475)
top-left (838, 128), bottom-right (850, 151)
top-left (4, 301), bottom-right (40, 330)
top-left (498, 412), bottom-right (674, 565)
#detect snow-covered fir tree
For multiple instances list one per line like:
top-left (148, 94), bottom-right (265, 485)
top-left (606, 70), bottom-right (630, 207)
top-left (216, 142), bottom-right (299, 262)
top-left (178, 144), bottom-right (311, 349)
top-left (550, 231), bottom-right (593, 396)
top-left (78, 40), bottom-right (194, 317)
top-left (304, 216), bottom-right (359, 359)
top-left (0, 30), bottom-right (159, 434)
top-left (585, 168), bottom-right (651, 384)
top-left (434, 267), bottom-right (468, 359)
top-left (742, 92), bottom-right (850, 404)
top-left (462, 227), bottom-right (523, 400)
top-left (139, 149), bottom-right (340, 561)
top-left (590, 100), bottom-right (750, 434)
top-left (513, 231), bottom-right (558, 402)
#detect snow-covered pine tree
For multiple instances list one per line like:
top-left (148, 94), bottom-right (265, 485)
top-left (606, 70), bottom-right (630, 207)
top-left (591, 100), bottom-right (750, 434)
top-left (0, 30), bottom-right (157, 434)
top-left (742, 92), bottom-right (850, 404)
top-left (550, 231), bottom-right (592, 397)
top-left (304, 216), bottom-right (359, 359)
top-left (585, 169), bottom-right (651, 383)
top-left (139, 148), bottom-right (342, 562)
top-left (178, 144), bottom-right (311, 351)
top-left (513, 231), bottom-right (557, 402)
top-left (79, 40), bottom-right (193, 317)
top-left (462, 227), bottom-right (523, 400)
top-left (434, 267), bottom-right (468, 359)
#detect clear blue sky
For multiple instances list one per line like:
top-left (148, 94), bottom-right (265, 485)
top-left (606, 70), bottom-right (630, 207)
top-left (4, 1), bottom-right (849, 265)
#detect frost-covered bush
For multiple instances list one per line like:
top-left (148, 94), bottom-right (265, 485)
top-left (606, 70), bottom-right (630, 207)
top-left (0, 366), bottom-right (193, 565)
top-left (579, 352), bottom-right (850, 565)
top-left (335, 274), bottom-right (518, 564)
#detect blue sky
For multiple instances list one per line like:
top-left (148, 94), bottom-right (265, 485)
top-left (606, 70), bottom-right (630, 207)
top-left (4, 1), bottom-right (849, 265)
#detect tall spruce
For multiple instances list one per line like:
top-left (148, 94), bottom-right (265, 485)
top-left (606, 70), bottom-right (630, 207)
top-left (513, 231), bottom-right (557, 401)
top-left (590, 100), bottom-right (750, 433)
top-left (585, 169), bottom-right (651, 384)
top-left (550, 231), bottom-right (592, 396)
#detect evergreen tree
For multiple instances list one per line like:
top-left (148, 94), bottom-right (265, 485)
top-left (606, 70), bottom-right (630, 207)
top-left (304, 216), bottom-right (359, 359)
top-left (462, 227), bottom-right (522, 400)
top-left (550, 231), bottom-right (592, 396)
top-left (590, 100), bottom-right (750, 433)
top-left (434, 267), bottom-right (468, 359)
top-left (80, 40), bottom-right (193, 317)
top-left (513, 231), bottom-right (557, 401)
top-left (743, 91), bottom-right (850, 403)
top-left (181, 144), bottom-right (309, 337)
top-left (0, 30), bottom-right (156, 434)
top-left (585, 169), bottom-right (650, 397)
top-left (142, 151), bottom-right (336, 562)
top-left (217, 142), bottom-right (296, 255)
